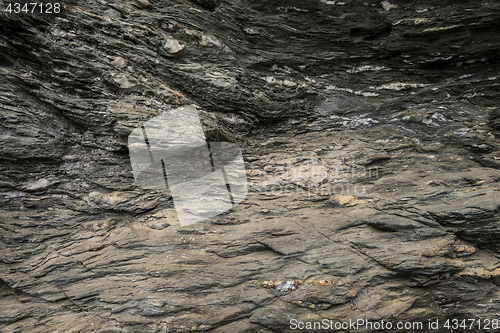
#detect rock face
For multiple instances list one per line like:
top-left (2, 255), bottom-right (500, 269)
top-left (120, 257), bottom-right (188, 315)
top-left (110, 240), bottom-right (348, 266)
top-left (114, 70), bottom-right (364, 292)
top-left (1, 0), bottom-right (500, 332)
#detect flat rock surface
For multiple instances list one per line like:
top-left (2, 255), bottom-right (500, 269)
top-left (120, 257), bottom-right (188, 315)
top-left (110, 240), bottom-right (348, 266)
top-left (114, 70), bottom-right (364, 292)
top-left (1, 0), bottom-right (500, 332)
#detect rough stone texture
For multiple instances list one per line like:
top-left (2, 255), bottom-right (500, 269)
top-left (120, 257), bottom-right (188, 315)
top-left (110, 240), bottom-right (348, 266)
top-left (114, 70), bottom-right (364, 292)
top-left (1, 0), bottom-right (500, 332)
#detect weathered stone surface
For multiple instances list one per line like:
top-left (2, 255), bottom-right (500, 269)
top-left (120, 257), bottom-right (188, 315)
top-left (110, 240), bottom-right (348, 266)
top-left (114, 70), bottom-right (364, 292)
top-left (1, 0), bottom-right (500, 332)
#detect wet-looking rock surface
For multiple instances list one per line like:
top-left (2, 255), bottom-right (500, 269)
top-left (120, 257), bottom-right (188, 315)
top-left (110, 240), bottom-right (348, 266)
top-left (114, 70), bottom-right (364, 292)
top-left (1, 0), bottom-right (500, 332)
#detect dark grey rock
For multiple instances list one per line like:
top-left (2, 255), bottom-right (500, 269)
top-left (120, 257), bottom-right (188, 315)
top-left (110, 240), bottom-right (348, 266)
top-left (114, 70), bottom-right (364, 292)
top-left (1, 0), bottom-right (500, 332)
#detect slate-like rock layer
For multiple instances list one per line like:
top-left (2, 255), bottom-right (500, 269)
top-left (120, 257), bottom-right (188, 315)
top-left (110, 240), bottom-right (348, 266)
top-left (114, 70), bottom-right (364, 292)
top-left (1, 0), bottom-right (500, 332)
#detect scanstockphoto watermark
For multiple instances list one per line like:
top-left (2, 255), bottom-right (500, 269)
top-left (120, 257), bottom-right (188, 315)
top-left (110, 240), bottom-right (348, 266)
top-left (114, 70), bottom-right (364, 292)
top-left (128, 105), bottom-right (248, 227)
top-left (250, 182), bottom-right (368, 197)
top-left (289, 318), bottom-right (500, 331)
top-left (290, 318), bottom-right (424, 331)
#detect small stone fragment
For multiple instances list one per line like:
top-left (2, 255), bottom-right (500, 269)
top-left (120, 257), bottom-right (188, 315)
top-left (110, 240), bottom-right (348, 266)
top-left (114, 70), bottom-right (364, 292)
top-left (262, 281), bottom-right (276, 289)
top-left (276, 281), bottom-right (295, 291)
top-left (112, 57), bottom-right (127, 69)
top-left (381, 0), bottom-right (397, 10)
top-left (164, 38), bottom-right (185, 54)
top-left (110, 74), bottom-right (136, 89)
top-left (200, 34), bottom-right (221, 47)
top-left (23, 178), bottom-right (51, 191)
